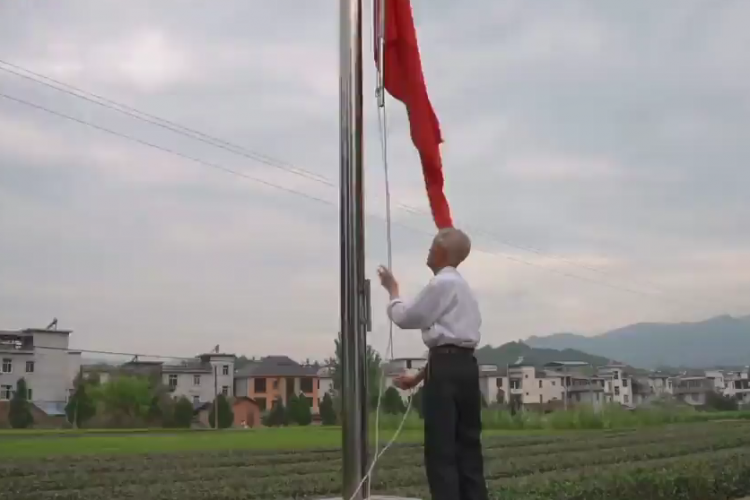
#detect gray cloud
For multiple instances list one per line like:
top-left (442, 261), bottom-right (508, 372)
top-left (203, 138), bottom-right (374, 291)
top-left (1, 1), bottom-right (748, 361)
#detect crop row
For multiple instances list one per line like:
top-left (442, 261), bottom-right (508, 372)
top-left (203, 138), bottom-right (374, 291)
top-left (1, 424), bottom-right (744, 490)
top-left (0, 422), bottom-right (737, 480)
top-left (4, 432), bottom-right (750, 498)
top-left (7, 447), bottom-right (750, 500)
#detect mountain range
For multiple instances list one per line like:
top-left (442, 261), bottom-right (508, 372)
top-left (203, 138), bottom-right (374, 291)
top-left (525, 314), bottom-right (750, 369)
top-left (475, 341), bottom-right (614, 369)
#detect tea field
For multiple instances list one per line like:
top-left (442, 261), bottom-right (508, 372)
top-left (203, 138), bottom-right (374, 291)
top-left (2, 422), bottom-right (750, 499)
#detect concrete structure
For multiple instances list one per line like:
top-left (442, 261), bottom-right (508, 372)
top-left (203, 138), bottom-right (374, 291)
top-left (598, 364), bottom-right (634, 407)
top-left (163, 353), bottom-right (236, 404)
top-left (673, 376), bottom-right (713, 406)
top-left (0, 324), bottom-right (80, 415)
top-left (234, 356), bottom-right (320, 414)
top-left (317, 365), bottom-right (335, 401)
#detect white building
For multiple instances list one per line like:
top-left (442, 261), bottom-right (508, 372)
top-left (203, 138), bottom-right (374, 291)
top-left (0, 324), bottom-right (81, 414)
top-left (85, 353), bottom-right (236, 406)
top-left (317, 365), bottom-right (334, 401)
top-left (478, 361), bottom-right (604, 411)
top-left (163, 353), bottom-right (236, 405)
top-left (598, 364), bottom-right (634, 407)
top-left (673, 376), bottom-right (713, 406)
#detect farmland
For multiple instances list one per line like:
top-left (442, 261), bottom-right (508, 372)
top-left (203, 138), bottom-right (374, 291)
top-left (2, 422), bottom-right (750, 499)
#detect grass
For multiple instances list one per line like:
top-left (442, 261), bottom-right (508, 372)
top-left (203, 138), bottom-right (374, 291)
top-left (0, 426), bottom-right (425, 458)
top-left (379, 404), bottom-right (750, 431)
top-left (0, 424), bottom-right (555, 459)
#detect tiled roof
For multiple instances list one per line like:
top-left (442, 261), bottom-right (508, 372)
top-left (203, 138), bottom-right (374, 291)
top-left (234, 356), bottom-right (317, 378)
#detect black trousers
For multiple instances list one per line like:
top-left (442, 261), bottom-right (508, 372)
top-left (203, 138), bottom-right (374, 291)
top-left (423, 350), bottom-right (488, 500)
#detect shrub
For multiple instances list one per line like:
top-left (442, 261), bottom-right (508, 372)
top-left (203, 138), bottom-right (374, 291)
top-left (208, 394), bottom-right (234, 429)
top-left (9, 378), bottom-right (33, 429)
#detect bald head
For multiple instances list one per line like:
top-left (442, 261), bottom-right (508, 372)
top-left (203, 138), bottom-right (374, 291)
top-left (429, 227), bottom-right (472, 269)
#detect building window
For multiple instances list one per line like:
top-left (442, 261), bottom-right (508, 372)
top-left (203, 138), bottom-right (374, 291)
top-left (193, 396), bottom-right (200, 404)
top-left (300, 377), bottom-right (313, 393)
top-left (193, 375), bottom-right (201, 386)
top-left (539, 395), bottom-right (543, 403)
top-left (615, 386), bottom-right (620, 396)
top-left (25, 361), bottom-right (35, 373)
top-left (168, 374), bottom-right (178, 389)
top-left (222, 386), bottom-right (229, 396)
top-left (524, 374), bottom-right (528, 379)
top-left (551, 381), bottom-right (556, 386)
top-left (538, 380), bottom-right (542, 388)
top-left (222, 365), bottom-right (230, 376)
top-left (254, 378), bottom-right (267, 393)
top-left (596, 392), bottom-right (600, 401)
top-left (27, 388), bottom-right (32, 400)
top-left (624, 395), bottom-right (629, 403)
top-left (622, 378), bottom-right (629, 388)
top-left (256, 397), bottom-right (267, 411)
top-left (0, 385), bottom-right (11, 400)
top-left (1, 359), bottom-right (11, 373)
top-left (496, 378), bottom-right (503, 388)
top-left (614, 371), bottom-right (619, 380)
top-left (406, 359), bottom-right (412, 369)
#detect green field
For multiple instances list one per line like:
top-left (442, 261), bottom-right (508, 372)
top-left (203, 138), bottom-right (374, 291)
top-left (3, 422), bottom-right (750, 499)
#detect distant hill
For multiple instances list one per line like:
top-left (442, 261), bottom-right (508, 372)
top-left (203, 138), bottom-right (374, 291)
top-left (475, 341), bottom-right (614, 368)
top-left (525, 315), bottom-right (750, 369)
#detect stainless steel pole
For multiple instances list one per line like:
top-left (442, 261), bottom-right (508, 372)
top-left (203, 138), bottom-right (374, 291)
top-left (339, 0), bottom-right (366, 498)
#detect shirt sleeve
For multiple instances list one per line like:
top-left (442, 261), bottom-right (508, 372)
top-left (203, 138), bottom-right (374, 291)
top-left (387, 278), bottom-right (455, 330)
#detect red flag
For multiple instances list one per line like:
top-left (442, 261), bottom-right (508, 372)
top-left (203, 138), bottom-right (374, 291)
top-left (376, 0), bottom-right (453, 229)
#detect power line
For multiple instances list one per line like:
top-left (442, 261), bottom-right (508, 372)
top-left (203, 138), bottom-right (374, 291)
top-left (31, 344), bottom-right (197, 361)
top-left (0, 61), bottom-right (715, 304)
top-left (0, 90), bottom-right (724, 310)
top-left (0, 91), bottom-right (336, 208)
top-left (0, 60), bottom-right (333, 187)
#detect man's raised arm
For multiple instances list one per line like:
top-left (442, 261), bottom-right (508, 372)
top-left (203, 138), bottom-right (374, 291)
top-left (387, 279), bottom-right (452, 330)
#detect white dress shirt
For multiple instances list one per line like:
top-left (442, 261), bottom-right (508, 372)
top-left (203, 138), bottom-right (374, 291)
top-left (387, 267), bottom-right (481, 349)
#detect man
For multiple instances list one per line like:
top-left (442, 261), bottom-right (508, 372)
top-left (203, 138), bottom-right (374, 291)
top-left (377, 227), bottom-right (488, 500)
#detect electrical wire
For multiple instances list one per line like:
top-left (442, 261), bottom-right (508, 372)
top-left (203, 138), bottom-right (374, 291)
top-left (0, 61), bottom-right (332, 187)
top-left (0, 59), bottom-right (721, 306)
top-left (0, 90), bottom-right (732, 313)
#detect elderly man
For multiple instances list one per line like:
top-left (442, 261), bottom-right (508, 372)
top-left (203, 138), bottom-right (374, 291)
top-left (377, 227), bottom-right (488, 500)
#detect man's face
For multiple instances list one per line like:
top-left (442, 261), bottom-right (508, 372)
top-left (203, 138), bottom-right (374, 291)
top-left (426, 238), bottom-right (442, 270)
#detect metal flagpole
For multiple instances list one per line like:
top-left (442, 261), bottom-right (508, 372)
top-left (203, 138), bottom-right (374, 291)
top-left (339, 0), bottom-right (367, 498)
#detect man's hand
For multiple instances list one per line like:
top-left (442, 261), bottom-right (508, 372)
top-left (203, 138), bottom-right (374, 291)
top-left (377, 265), bottom-right (400, 298)
top-left (393, 369), bottom-right (424, 390)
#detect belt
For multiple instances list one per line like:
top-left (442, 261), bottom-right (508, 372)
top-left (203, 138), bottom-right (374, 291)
top-left (429, 345), bottom-right (475, 355)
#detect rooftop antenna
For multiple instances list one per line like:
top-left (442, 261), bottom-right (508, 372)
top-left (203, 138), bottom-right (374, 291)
top-left (46, 318), bottom-right (58, 330)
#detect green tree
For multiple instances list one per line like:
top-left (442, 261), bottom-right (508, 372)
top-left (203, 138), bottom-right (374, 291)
top-left (208, 394), bottom-right (234, 429)
top-left (381, 387), bottom-right (406, 415)
top-left (287, 394), bottom-right (313, 426)
top-left (65, 377), bottom-right (97, 428)
top-left (320, 392), bottom-right (337, 425)
top-left (9, 378), bottom-right (34, 429)
top-left (172, 397), bottom-right (194, 428)
top-left (264, 398), bottom-right (287, 427)
top-left (327, 336), bottom-right (383, 406)
top-left (97, 376), bottom-right (152, 427)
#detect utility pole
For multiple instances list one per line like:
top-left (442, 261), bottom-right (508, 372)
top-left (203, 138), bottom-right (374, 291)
top-left (339, 0), bottom-right (367, 497)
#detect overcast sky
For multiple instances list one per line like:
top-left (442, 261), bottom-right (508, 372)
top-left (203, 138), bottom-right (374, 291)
top-left (1, 1), bottom-right (748, 362)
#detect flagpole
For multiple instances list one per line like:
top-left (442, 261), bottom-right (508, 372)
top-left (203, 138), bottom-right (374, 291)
top-left (339, 0), bottom-right (367, 498)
